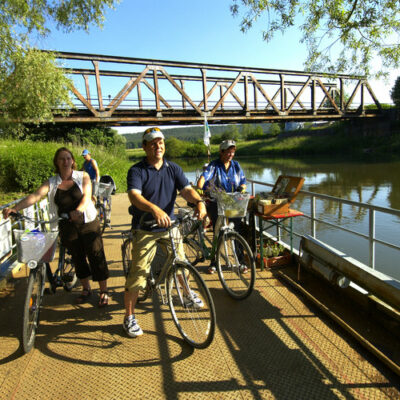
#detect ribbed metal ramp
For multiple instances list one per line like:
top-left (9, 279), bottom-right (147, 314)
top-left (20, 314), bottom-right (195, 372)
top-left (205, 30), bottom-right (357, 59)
top-left (0, 194), bottom-right (399, 399)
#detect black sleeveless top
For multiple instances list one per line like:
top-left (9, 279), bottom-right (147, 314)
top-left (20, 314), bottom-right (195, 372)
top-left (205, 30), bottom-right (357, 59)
top-left (54, 182), bottom-right (83, 214)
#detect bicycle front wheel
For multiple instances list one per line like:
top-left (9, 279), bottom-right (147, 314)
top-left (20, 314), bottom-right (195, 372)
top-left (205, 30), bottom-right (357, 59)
top-left (167, 261), bottom-right (215, 349)
top-left (59, 246), bottom-right (77, 291)
top-left (21, 263), bottom-right (46, 353)
top-left (216, 231), bottom-right (256, 300)
top-left (183, 237), bottom-right (203, 266)
top-left (96, 203), bottom-right (107, 234)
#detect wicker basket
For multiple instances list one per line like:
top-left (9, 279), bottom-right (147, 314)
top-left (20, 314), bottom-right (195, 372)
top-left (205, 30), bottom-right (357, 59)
top-left (216, 193), bottom-right (250, 218)
top-left (13, 230), bottom-right (59, 264)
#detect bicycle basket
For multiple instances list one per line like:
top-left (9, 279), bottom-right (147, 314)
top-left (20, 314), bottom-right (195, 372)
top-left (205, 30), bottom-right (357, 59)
top-left (99, 175), bottom-right (116, 194)
top-left (216, 192), bottom-right (250, 218)
top-left (13, 230), bottom-right (59, 264)
top-left (98, 182), bottom-right (113, 198)
top-left (177, 208), bottom-right (195, 236)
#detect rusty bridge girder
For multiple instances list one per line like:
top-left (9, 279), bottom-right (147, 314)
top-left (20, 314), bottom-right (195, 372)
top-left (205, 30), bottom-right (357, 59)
top-left (51, 51), bottom-right (383, 126)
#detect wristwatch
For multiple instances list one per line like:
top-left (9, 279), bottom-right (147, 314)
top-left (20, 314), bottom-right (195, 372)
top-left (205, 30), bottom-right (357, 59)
top-left (196, 199), bottom-right (205, 205)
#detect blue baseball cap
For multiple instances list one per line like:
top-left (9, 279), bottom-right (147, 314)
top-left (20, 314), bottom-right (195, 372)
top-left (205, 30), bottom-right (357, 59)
top-left (82, 149), bottom-right (90, 156)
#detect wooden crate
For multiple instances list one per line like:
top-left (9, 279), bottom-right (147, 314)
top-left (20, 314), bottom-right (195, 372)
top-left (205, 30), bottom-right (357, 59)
top-left (257, 201), bottom-right (290, 215)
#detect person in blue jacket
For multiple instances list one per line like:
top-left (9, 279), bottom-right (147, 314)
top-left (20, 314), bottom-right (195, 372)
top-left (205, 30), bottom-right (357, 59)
top-left (197, 139), bottom-right (247, 273)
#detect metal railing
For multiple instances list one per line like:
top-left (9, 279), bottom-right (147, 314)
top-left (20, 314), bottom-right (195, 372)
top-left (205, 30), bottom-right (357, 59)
top-left (248, 179), bottom-right (400, 272)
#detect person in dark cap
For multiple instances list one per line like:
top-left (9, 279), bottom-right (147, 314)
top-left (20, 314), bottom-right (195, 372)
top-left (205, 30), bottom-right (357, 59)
top-left (197, 139), bottom-right (247, 273)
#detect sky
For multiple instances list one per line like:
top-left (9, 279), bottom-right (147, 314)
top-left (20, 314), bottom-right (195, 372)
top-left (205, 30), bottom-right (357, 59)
top-left (36, 0), bottom-right (398, 133)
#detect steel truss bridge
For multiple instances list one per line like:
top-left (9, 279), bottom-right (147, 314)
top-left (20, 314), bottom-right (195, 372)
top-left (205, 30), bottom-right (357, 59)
top-left (52, 51), bottom-right (383, 126)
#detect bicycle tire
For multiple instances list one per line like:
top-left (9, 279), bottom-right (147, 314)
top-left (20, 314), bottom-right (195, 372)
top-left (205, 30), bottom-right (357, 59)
top-left (105, 196), bottom-right (112, 225)
top-left (136, 280), bottom-right (151, 303)
top-left (59, 246), bottom-right (77, 291)
top-left (21, 263), bottom-right (46, 353)
top-left (96, 203), bottom-right (107, 234)
top-left (167, 261), bottom-right (216, 349)
top-left (215, 231), bottom-right (256, 300)
top-left (121, 238), bottom-right (132, 278)
top-left (183, 237), bottom-right (204, 266)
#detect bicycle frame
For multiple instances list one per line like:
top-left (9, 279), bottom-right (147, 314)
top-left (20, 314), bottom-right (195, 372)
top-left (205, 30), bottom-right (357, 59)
top-left (185, 215), bottom-right (235, 261)
top-left (143, 225), bottom-right (189, 305)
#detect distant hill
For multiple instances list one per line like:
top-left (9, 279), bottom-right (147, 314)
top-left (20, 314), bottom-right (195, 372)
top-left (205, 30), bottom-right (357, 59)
top-left (123, 123), bottom-right (272, 148)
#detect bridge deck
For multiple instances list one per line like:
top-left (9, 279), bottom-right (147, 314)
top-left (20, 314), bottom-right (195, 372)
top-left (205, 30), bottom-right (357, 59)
top-left (0, 194), bottom-right (399, 399)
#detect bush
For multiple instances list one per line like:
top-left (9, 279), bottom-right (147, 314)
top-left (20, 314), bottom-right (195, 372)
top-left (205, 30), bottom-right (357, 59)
top-left (0, 140), bottom-right (132, 195)
top-left (269, 123), bottom-right (281, 136)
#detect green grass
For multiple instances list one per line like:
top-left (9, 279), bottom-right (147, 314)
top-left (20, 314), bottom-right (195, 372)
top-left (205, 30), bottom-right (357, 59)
top-left (0, 140), bottom-right (132, 204)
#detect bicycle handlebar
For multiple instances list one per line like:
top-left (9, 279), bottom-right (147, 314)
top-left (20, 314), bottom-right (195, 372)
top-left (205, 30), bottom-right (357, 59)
top-left (9, 211), bottom-right (69, 224)
top-left (139, 212), bottom-right (185, 230)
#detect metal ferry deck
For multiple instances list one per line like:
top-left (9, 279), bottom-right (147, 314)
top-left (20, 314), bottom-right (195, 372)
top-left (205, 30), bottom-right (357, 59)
top-left (0, 194), bottom-right (399, 399)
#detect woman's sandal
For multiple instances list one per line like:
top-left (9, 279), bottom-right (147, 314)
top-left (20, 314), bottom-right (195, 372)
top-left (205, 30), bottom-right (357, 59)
top-left (76, 289), bottom-right (91, 304)
top-left (98, 291), bottom-right (109, 308)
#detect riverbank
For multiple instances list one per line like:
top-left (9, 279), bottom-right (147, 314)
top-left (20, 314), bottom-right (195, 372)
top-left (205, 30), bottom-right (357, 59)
top-left (127, 124), bottom-right (400, 161)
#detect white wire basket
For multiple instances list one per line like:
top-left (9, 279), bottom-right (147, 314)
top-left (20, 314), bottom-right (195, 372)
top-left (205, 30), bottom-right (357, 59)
top-left (98, 182), bottom-right (113, 198)
top-left (216, 192), bottom-right (250, 218)
top-left (13, 230), bottom-right (59, 264)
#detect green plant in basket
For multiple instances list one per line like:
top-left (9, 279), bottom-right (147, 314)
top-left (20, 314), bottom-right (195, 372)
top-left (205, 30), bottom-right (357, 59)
top-left (264, 241), bottom-right (286, 257)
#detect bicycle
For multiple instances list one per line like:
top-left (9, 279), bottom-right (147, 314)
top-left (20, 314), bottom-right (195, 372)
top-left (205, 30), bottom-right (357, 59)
top-left (121, 215), bottom-right (216, 349)
top-left (11, 212), bottom-right (77, 353)
top-left (95, 182), bottom-right (113, 234)
top-left (178, 192), bottom-right (256, 300)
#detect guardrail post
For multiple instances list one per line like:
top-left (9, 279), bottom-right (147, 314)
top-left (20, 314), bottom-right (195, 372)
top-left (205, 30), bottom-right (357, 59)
top-left (311, 195), bottom-right (316, 238)
top-left (369, 208), bottom-right (376, 269)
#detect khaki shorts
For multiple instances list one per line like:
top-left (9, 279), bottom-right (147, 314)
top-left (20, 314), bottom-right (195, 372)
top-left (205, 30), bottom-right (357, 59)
top-left (125, 228), bottom-right (186, 292)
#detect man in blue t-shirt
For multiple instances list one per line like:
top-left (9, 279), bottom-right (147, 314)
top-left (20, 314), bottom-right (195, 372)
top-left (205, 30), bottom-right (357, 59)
top-left (123, 127), bottom-right (207, 338)
top-left (197, 139), bottom-right (247, 273)
top-left (81, 149), bottom-right (100, 197)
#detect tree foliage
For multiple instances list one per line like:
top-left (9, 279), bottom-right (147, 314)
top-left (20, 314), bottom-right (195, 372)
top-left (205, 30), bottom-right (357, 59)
top-left (0, 0), bottom-right (118, 125)
top-left (230, 0), bottom-right (400, 78)
top-left (391, 76), bottom-right (400, 109)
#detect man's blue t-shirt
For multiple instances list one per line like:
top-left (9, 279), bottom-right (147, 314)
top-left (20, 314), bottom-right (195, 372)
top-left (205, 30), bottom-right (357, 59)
top-left (127, 158), bottom-right (190, 230)
top-left (201, 159), bottom-right (246, 193)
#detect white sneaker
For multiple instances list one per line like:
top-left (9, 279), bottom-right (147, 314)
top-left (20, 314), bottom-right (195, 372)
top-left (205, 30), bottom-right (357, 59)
top-left (123, 315), bottom-right (143, 337)
top-left (184, 290), bottom-right (204, 309)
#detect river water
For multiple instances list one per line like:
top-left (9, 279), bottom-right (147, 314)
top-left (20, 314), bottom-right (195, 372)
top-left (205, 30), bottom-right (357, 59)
top-left (179, 156), bottom-right (400, 281)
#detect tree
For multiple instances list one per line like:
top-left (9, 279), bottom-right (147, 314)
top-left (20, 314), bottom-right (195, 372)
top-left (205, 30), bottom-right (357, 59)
top-left (230, 0), bottom-right (400, 78)
top-left (0, 0), bottom-right (118, 127)
top-left (390, 76), bottom-right (400, 118)
top-left (391, 77), bottom-right (400, 108)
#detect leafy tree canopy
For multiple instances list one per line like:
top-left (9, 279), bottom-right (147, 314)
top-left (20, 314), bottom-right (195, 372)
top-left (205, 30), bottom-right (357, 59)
top-left (0, 0), bottom-right (118, 125)
top-left (230, 0), bottom-right (400, 78)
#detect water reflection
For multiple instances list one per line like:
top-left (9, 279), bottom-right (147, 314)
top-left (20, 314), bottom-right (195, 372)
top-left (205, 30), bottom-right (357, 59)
top-left (181, 157), bottom-right (400, 210)
top-left (178, 156), bottom-right (400, 280)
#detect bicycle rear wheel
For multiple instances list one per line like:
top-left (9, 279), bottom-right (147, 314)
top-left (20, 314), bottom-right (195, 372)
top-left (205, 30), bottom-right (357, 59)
top-left (59, 246), bottom-right (77, 291)
top-left (121, 237), bottom-right (132, 278)
top-left (167, 261), bottom-right (215, 349)
top-left (183, 237), bottom-right (203, 266)
top-left (96, 203), bottom-right (106, 234)
top-left (216, 231), bottom-right (256, 300)
top-left (21, 263), bottom-right (46, 353)
top-left (104, 197), bottom-right (112, 226)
